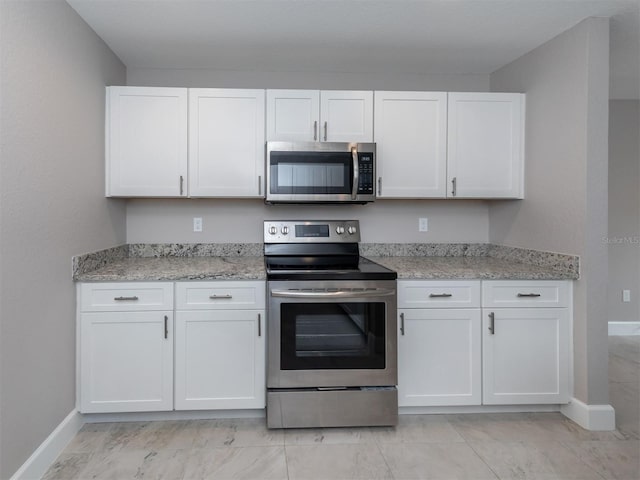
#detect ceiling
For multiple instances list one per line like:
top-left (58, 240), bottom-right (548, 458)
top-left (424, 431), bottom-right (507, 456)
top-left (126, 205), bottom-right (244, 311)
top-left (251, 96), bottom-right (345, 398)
top-left (67, 0), bottom-right (639, 99)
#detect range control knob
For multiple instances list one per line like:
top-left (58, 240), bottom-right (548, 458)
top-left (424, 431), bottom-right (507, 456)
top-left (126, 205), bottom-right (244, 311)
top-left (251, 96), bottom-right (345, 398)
top-left (347, 226), bottom-right (357, 235)
top-left (336, 226), bottom-right (345, 234)
top-left (268, 226), bottom-right (277, 235)
top-left (281, 226), bottom-right (289, 235)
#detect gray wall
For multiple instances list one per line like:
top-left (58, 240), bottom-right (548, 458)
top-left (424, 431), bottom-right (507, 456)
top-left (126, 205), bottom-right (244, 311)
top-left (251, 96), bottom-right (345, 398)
top-left (489, 18), bottom-right (610, 405)
top-left (127, 68), bottom-right (489, 92)
top-left (0, 1), bottom-right (126, 477)
top-left (125, 69), bottom-right (491, 244)
top-left (126, 199), bottom-right (489, 244)
top-left (608, 100), bottom-right (640, 323)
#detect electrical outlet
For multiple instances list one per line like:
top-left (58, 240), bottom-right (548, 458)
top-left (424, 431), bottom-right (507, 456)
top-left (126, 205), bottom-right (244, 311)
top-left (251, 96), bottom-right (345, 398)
top-left (623, 290), bottom-right (631, 302)
top-left (419, 218), bottom-right (429, 232)
top-left (193, 217), bottom-right (203, 232)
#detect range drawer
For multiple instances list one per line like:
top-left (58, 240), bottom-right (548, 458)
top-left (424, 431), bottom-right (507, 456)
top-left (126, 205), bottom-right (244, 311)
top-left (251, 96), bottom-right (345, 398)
top-left (80, 282), bottom-right (173, 312)
top-left (398, 280), bottom-right (481, 309)
top-left (482, 280), bottom-right (569, 308)
top-left (176, 281), bottom-right (266, 310)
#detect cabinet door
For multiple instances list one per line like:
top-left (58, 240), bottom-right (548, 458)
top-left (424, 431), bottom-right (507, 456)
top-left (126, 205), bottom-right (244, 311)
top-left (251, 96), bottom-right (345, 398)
top-left (482, 308), bottom-right (569, 404)
top-left (175, 310), bottom-right (265, 410)
top-left (321, 90), bottom-right (373, 142)
top-left (79, 311), bottom-right (173, 413)
top-left (266, 89), bottom-right (319, 142)
top-left (398, 309), bottom-right (481, 406)
top-left (189, 89), bottom-right (266, 197)
top-left (106, 86), bottom-right (187, 197)
top-left (374, 92), bottom-right (447, 198)
top-left (447, 92), bottom-right (524, 198)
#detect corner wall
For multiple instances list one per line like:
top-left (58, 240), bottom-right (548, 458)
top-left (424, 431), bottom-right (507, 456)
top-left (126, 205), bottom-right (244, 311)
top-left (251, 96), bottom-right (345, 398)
top-left (489, 18), bottom-right (610, 406)
top-left (0, 1), bottom-right (126, 477)
top-left (608, 100), bottom-right (640, 324)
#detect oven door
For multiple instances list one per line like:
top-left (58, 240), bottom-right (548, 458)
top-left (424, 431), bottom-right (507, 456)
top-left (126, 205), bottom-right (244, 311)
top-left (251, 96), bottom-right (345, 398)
top-left (267, 279), bottom-right (397, 388)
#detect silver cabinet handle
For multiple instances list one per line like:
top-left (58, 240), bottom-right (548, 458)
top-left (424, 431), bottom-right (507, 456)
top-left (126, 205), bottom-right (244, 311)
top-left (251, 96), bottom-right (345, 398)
top-left (451, 177), bottom-right (457, 197)
top-left (164, 315), bottom-right (168, 339)
top-left (258, 313), bottom-right (262, 337)
top-left (351, 146), bottom-right (359, 200)
top-left (114, 296), bottom-right (139, 301)
top-left (324, 121), bottom-right (327, 141)
top-left (517, 293), bottom-right (542, 297)
top-left (488, 312), bottom-right (495, 335)
top-left (400, 312), bottom-right (405, 336)
top-left (378, 177), bottom-right (382, 196)
top-left (313, 120), bottom-right (318, 141)
top-left (270, 288), bottom-right (396, 299)
top-left (180, 175), bottom-right (184, 196)
top-left (209, 294), bottom-right (233, 299)
top-left (429, 293), bottom-right (453, 298)
top-left (258, 175), bottom-right (262, 196)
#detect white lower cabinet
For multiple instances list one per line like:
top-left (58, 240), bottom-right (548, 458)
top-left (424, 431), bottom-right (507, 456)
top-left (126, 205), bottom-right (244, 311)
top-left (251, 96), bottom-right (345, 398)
top-left (398, 280), bottom-right (482, 407)
top-left (78, 283), bottom-right (174, 413)
top-left (174, 281), bottom-right (266, 410)
top-left (482, 308), bottom-right (569, 404)
top-left (398, 308), bottom-right (481, 406)
top-left (174, 309), bottom-right (265, 410)
top-left (78, 280), bottom-right (265, 413)
top-left (482, 280), bottom-right (570, 405)
top-left (398, 279), bottom-right (571, 407)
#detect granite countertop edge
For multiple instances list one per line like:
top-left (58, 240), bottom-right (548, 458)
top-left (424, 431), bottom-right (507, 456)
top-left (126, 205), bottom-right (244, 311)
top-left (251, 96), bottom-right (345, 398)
top-left (73, 243), bottom-right (579, 282)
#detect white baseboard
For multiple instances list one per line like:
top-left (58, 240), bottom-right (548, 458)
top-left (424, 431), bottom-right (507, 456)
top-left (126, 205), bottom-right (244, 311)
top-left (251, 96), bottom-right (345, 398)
top-left (561, 397), bottom-right (616, 431)
top-left (608, 321), bottom-right (640, 335)
top-left (82, 408), bottom-right (265, 423)
top-left (10, 410), bottom-right (84, 480)
top-left (400, 404), bottom-right (560, 415)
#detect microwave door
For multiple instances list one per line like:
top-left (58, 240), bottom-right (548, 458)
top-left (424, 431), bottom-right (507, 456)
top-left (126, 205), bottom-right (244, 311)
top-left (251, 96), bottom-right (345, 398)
top-left (269, 151), bottom-right (353, 200)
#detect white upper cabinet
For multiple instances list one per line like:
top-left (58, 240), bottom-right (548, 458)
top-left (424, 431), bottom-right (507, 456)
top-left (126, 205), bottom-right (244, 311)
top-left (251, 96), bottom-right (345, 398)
top-left (374, 92), bottom-right (447, 198)
top-left (266, 90), bottom-right (320, 142)
top-left (447, 92), bottom-right (524, 199)
top-left (189, 89), bottom-right (266, 197)
top-left (266, 90), bottom-right (373, 142)
top-left (320, 91), bottom-right (373, 142)
top-left (106, 86), bottom-right (188, 197)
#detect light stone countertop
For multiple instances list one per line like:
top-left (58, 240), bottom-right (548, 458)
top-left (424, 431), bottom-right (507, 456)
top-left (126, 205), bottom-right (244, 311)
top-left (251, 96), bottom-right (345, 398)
top-left (75, 256), bottom-right (266, 282)
top-left (368, 256), bottom-right (578, 280)
top-left (75, 254), bottom-right (577, 282)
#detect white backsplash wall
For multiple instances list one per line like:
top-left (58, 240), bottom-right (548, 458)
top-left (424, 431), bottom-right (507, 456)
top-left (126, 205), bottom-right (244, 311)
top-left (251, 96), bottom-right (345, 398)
top-left (126, 199), bottom-right (490, 244)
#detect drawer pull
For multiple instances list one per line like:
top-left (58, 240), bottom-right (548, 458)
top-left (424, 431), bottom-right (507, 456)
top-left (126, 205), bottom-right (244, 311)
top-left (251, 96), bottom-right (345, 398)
top-left (517, 293), bottom-right (541, 298)
top-left (209, 294), bottom-right (233, 299)
top-left (114, 296), bottom-right (139, 301)
top-left (429, 293), bottom-right (453, 298)
top-left (488, 312), bottom-right (495, 335)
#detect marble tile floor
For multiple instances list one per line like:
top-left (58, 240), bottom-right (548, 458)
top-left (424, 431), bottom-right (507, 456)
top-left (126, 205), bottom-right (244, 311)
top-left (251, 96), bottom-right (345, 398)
top-left (44, 336), bottom-right (639, 480)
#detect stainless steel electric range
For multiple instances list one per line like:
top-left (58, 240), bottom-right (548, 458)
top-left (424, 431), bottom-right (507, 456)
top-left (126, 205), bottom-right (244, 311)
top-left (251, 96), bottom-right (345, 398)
top-left (264, 220), bottom-right (398, 429)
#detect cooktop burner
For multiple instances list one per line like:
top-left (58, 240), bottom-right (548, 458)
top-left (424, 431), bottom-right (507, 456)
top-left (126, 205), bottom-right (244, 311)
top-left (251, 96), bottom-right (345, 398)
top-left (264, 220), bottom-right (397, 281)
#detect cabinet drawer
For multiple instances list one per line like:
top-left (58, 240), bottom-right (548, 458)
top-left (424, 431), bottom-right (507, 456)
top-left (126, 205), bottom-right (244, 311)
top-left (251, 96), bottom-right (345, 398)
top-left (482, 280), bottom-right (569, 308)
top-left (176, 281), bottom-right (266, 310)
top-left (80, 283), bottom-right (173, 312)
top-left (398, 280), bottom-right (481, 308)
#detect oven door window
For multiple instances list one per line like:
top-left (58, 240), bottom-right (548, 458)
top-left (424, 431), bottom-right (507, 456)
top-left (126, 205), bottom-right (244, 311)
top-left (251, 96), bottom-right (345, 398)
top-left (280, 302), bottom-right (386, 370)
top-left (269, 151), bottom-right (352, 195)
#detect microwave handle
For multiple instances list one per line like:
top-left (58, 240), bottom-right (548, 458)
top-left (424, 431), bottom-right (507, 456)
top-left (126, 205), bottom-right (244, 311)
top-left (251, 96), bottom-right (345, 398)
top-left (351, 146), bottom-right (359, 200)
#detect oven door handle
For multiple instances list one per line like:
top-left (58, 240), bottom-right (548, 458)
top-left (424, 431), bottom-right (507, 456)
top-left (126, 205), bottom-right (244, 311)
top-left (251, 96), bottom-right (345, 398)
top-left (270, 288), bottom-right (396, 299)
top-left (351, 146), bottom-right (359, 201)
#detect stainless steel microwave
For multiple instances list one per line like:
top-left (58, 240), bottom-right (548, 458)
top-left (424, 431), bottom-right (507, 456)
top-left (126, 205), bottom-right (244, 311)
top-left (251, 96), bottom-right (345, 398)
top-left (265, 141), bottom-right (376, 204)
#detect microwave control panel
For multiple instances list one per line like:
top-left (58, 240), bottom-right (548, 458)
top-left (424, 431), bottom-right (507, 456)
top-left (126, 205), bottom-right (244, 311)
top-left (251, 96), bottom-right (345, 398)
top-left (357, 153), bottom-right (374, 195)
